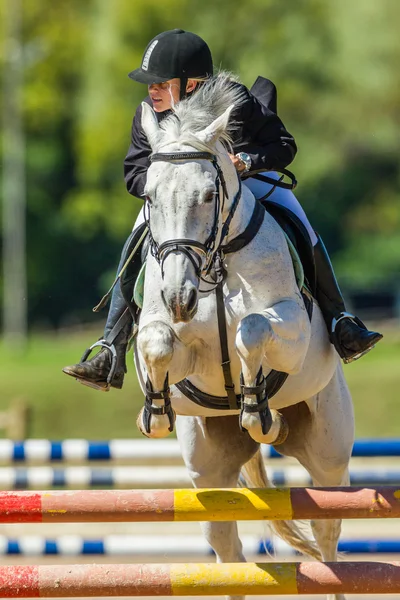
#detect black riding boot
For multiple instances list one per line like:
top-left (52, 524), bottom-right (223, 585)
top-left (314, 234), bottom-right (383, 363)
top-left (62, 224), bottom-right (147, 391)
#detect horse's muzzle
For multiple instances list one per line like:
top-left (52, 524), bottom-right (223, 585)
top-left (161, 285), bottom-right (198, 323)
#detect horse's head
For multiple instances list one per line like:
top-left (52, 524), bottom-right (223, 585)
top-left (141, 78), bottom-right (244, 323)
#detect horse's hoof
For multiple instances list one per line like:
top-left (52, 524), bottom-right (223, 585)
top-left (240, 408), bottom-right (289, 446)
top-left (136, 407), bottom-right (176, 439)
top-left (270, 409), bottom-right (289, 445)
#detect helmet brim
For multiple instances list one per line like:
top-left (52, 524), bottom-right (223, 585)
top-left (128, 68), bottom-right (170, 84)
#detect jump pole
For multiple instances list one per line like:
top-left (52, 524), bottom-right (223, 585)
top-left (1, 562), bottom-right (400, 596)
top-left (1, 486), bottom-right (400, 523)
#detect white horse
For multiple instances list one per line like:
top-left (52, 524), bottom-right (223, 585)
top-left (134, 76), bottom-right (354, 600)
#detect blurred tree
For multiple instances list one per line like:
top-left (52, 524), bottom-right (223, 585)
top-left (0, 0), bottom-right (399, 328)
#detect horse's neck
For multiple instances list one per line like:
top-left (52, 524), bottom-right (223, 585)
top-left (223, 180), bottom-right (256, 244)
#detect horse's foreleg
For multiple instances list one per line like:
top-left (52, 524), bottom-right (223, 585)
top-left (235, 299), bottom-right (310, 445)
top-left (136, 320), bottom-right (195, 438)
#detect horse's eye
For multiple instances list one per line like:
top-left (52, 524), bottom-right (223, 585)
top-left (204, 191), bottom-right (215, 204)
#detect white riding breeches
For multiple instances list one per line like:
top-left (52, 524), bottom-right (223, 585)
top-left (133, 171), bottom-right (317, 246)
top-left (244, 172), bottom-right (318, 246)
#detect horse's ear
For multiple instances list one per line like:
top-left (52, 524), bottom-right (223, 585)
top-left (196, 104), bottom-right (235, 146)
top-left (141, 102), bottom-right (160, 149)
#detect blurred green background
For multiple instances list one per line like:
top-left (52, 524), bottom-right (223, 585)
top-left (0, 0), bottom-right (399, 439)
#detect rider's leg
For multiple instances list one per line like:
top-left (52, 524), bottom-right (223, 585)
top-left (314, 234), bottom-right (382, 363)
top-left (62, 210), bottom-right (147, 390)
top-left (244, 173), bottom-right (318, 245)
top-left (244, 174), bottom-right (382, 362)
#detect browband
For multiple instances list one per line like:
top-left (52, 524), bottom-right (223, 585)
top-left (151, 152), bottom-right (216, 163)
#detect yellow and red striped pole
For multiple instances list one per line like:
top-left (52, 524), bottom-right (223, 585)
top-left (0, 486), bottom-right (399, 523)
top-left (0, 562), bottom-right (400, 596)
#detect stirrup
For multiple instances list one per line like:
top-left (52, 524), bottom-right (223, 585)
top-left (79, 340), bottom-right (118, 391)
top-left (331, 312), bottom-right (375, 364)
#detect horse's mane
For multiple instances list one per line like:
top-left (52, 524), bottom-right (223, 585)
top-left (155, 71), bottom-right (247, 153)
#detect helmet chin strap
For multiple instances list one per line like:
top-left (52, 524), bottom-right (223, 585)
top-left (179, 77), bottom-right (188, 101)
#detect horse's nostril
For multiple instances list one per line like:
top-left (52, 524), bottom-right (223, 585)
top-left (187, 288), bottom-right (198, 314)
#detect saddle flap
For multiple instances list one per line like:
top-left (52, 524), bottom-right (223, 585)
top-left (263, 201), bottom-right (316, 296)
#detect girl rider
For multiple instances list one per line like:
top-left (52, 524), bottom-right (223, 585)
top-left (63, 29), bottom-right (382, 391)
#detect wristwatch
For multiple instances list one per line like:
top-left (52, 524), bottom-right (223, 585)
top-left (235, 152), bottom-right (252, 173)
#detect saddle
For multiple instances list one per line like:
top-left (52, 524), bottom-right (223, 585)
top-left (261, 201), bottom-right (316, 298)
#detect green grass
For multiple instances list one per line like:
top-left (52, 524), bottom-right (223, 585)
top-left (0, 327), bottom-right (145, 439)
top-left (0, 324), bottom-right (399, 439)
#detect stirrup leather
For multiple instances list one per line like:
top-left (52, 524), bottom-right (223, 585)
top-left (79, 340), bottom-right (118, 391)
top-left (331, 311), bottom-right (374, 364)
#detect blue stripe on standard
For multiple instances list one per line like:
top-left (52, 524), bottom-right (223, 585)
top-left (13, 442), bottom-right (25, 462)
top-left (88, 442), bottom-right (111, 460)
top-left (351, 439), bottom-right (400, 457)
top-left (82, 540), bottom-right (105, 554)
top-left (90, 469), bottom-right (114, 486)
top-left (14, 469), bottom-right (28, 489)
top-left (44, 540), bottom-right (59, 554)
top-left (7, 540), bottom-right (20, 554)
top-left (52, 469), bottom-right (66, 487)
top-left (50, 442), bottom-right (63, 461)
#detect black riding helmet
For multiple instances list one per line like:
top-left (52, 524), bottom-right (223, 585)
top-left (128, 29), bottom-right (213, 100)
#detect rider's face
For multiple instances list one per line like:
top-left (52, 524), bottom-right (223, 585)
top-left (148, 79), bottom-right (197, 112)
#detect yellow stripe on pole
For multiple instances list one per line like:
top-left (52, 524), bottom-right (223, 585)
top-left (170, 562), bottom-right (298, 595)
top-left (173, 488), bottom-right (293, 521)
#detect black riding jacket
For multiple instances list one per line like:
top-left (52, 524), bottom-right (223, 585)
top-left (124, 76), bottom-right (297, 199)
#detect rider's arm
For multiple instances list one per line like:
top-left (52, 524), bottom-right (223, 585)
top-left (232, 84), bottom-right (297, 172)
top-left (124, 102), bottom-right (152, 199)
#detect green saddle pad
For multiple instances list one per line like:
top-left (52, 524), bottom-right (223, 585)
top-left (283, 232), bottom-right (305, 291)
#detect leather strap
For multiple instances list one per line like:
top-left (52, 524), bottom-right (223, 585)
top-left (221, 198), bottom-right (265, 255)
top-left (244, 168), bottom-right (297, 190)
top-left (103, 308), bottom-right (132, 346)
top-left (215, 279), bottom-right (237, 410)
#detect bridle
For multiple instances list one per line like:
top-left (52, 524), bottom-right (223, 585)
top-left (144, 151), bottom-right (242, 283)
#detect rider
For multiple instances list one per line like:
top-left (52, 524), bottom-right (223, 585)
top-left (63, 29), bottom-right (382, 391)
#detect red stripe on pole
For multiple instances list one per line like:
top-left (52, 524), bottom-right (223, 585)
top-left (297, 561), bottom-right (400, 594)
top-left (40, 490), bottom-right (175, 522)
top-left (0, 566), bottom-right (39, 598)
top-left (0, 565), bottom-right (172, 597)
top-left (0, 492), bottom-right (42, 523)
top-left (291, 486), bottom-right (400, 519)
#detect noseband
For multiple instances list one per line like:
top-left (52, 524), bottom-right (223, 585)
top-left (145, 151), bottom-right (241, 280)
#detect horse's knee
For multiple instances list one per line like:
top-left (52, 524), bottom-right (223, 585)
top-left (236, 313), bottom-right (271, 364)
top-left (138, 321), bottom-right (175, 374)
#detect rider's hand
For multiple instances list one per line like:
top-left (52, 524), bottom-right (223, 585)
top-left (228, 153), bottom-right (247, 173)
